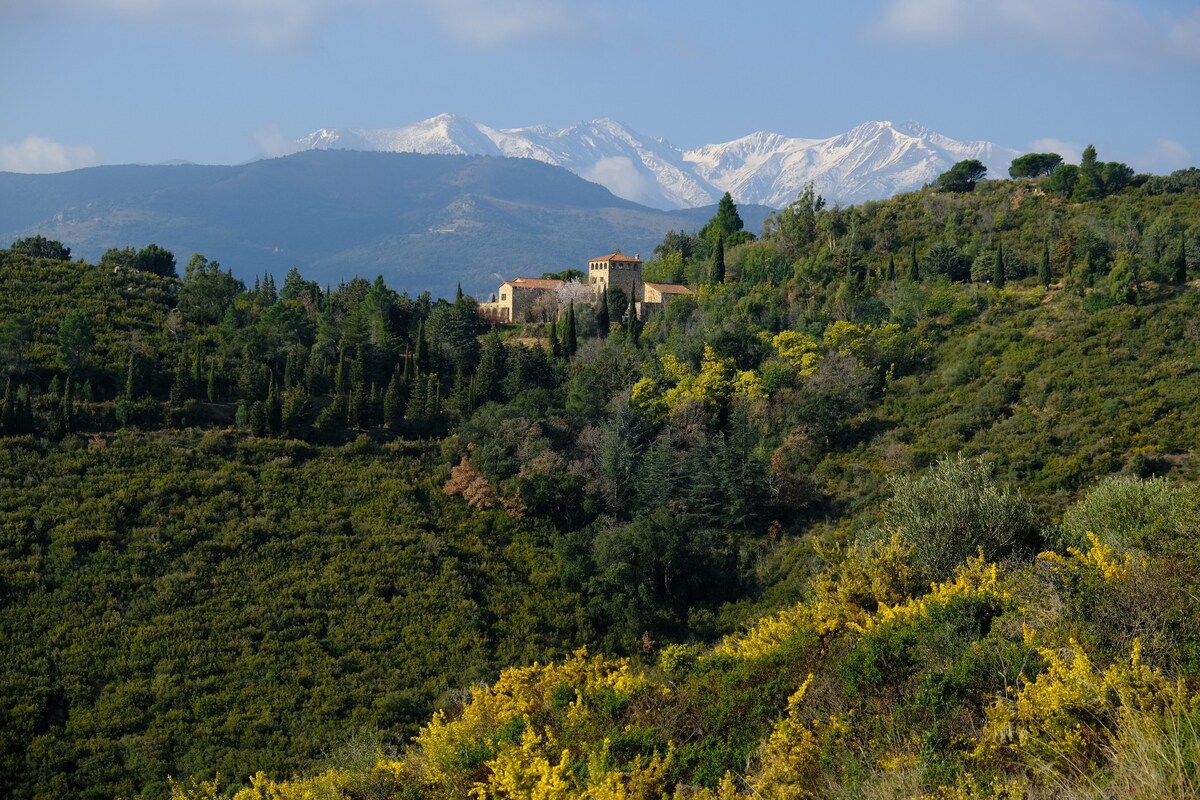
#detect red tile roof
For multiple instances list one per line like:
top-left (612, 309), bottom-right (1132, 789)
top-left (643, 282), bottom-right (693, 296)
top-left (591, 253), bottom-right (642, 263)
top-left (504, 276), bottom-right (565, 290)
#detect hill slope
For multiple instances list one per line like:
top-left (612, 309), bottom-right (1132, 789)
top-left (0, 151), bottom-right (769, 298)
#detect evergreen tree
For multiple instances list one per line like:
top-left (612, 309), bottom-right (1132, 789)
top-left (1040, 238), bottom-right (1052, 288)
top-left (424, 373), bottom-right (440, 417)
top-left (1, 377), bottom-right (16, 435)
top-left (565, 301), bottom-right (578, 357)
top-left (235, 402), bottom-right (249, 429)
top-left (191, 346), bottom-right (203, 395)
top-left (1174, 232), bottom-right (1188, 284)
top-left (335, 351), bottom-right (348, 395)
top-left (348, 378), bottom-right (366, 428)
top-left (626, 295), bottom-right (640, 347)
top-left (711, 233), bottom-right (726, 284)
top-left (413, 319), bottom-right (429, 377)
top-left (909, 242), bottom-right (920, 282)
top-left (886, 254), bottom-right (897, 283)
top-left (455, 283), bottom-right (464, 304)
top-left (597, 290), bottom-right (610, 338)
top-left (58, 376), bottom-right (74, 437)
top-left (265, 378), bottom-right (282, 436)
top-left (993, 241), bottom-right (1006, 288)
top-left (406, 372), bottom-right (426, 419)
top-left (170, 349), bottom-right (190, 407)
top-left (474, 332), bottom-right (506, 406)
top-left (281, 384), bottom-right (309, 438)
top-left (123, 351), bottom-right (138, 402)
top-left (548, 322), bottom-right (562, 359)
top-left (384, 372), bottom-right (404, 429)
top-left (206, 359), bottom-right (217, 403)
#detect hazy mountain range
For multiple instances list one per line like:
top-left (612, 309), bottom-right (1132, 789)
top-left (299, 115), bottom-right (1020, 209)
top-left (0, 151), bottom-right (770, 298)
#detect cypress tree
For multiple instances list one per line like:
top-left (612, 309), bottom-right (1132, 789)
top-left (1040, 238), bottom-right (1052, 288)
top-left (565, 301), bottom-right (578, 357)
top-left (993, 241), bottom-right (1006, 288)
top-left (170, 349), bottom-right (190, 407)
top-left (348, 377), bottom-right (366, 428)
top-left (455, 283), bottom-right (464, 304)
top-left (626, 296), bottom-right (640, 347)
top-left (335, 351), bottom-right (348, 395)
top-left (886, 254), bottom-right (897, 283)
top-left (281, 384), bottom-right (309, 438)
top-left (1174, 232), bottom-right (1188, 284)
top-left (548, 322), bottom-right (562, 359)
top-left (406, 372), bottom-right (426, 419)
top-left (191, 346), bottom-right (203, 395)
top-left (909, 242), bottom-right (920, 282)
top-left (123, 350), bottom-right (137, 402)
top-left (413, 319), bottom-right (429, 377)
top-left (384, 372), bottom-right (404, 429)
top-left (1, 377), bottom-right (16, 435)
top-left (711, 233), bottom-right (726, 284)
top-left (265, 377), bottom-right (282, 436)
top-left (424, 373), bottom-right (440, 416)
top-left (597, 290), bottom-right (610, 338)
top-left (206, 359), bottom-right (217, 403)
top-left (59, 375), bottom-right (74, 436)
top-left (283, 348), bottom-right (298, 391)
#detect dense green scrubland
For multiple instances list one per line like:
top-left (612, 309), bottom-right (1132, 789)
top-left (2, 165), bottom-right (1200, 798)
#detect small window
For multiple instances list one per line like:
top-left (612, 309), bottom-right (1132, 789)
top-left (501, 293), bottom-right (507, 300)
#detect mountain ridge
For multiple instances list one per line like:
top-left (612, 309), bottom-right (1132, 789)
top-left (298, 114), bottom-right (1020, 209)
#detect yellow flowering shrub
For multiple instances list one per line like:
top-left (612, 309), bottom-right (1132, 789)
top-left (768, 330), bottom-right (821, 376)
top-left (747, 675), bottom-right (851, 800)
top-left (977, 636), bottom-right (1193, 772)
top-left (411, 649), bottom-right (662, 798)
top-left (633, 346), bottom-right (764, 423)
top-left (865, 554), bottom-right (1010, 633)
top-left (1037, 531), bottom-right (1141, 583)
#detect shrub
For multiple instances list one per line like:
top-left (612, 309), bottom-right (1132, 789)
top-left (885, 454), bottom-right (1040, 582)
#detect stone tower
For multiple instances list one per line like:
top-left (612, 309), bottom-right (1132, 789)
top-left (587, 252), bottom-right (643, 304)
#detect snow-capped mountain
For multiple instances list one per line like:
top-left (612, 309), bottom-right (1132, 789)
top-left (299, 115), bottom-right (1019, 210)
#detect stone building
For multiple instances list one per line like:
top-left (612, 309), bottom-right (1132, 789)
top-left (477, 276), bottom-right (564, 323)
top-left (478, 251), bottom-right (693, 323)
top-left (640, 281), bottom-right (694, 315)
top-left (587, 252), bottom-right (643, 301)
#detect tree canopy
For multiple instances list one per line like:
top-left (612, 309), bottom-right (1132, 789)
top-left (934, 159), bottom-right (987, 193)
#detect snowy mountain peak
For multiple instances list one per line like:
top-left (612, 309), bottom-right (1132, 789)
top-left (298, 116), bottom-right (1018, 210)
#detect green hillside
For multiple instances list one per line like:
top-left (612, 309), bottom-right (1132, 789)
top-left (2, 163), bottom-right (1200, 798)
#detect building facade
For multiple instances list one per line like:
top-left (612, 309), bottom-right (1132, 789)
top-left (479, 251), bottom-right (693, 324)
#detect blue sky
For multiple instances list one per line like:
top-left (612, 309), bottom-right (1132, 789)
top-left (2, 0), bottom-right (1198, 175)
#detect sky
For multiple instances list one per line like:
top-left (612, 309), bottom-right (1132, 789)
top-left (1, 0), bottom-right (1198, 175)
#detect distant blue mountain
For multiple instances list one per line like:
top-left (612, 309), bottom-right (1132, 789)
top-left (0, 151), bottom-right (769, 298)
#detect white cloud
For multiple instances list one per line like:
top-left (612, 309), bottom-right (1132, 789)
top-left (3, 0), bottom-right (356, 47)
top-left (873, 0), bottom-right (1200, 65)
top-left (415, 0), bottom-right (596, 44)
top-left (1029, 137), bottom-right (1083, 164)
top-left (1132, 138), bottom-right (1192, 172)
top-left (580, 156), bottom-right (654, 204)
top-left (0, 136), bottom-right (98, 173)
top-left (3, 0), bottom-right (601, 47)
top-left (254, 126), bottom-right (301, 158)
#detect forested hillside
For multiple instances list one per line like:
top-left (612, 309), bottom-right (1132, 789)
top-left (2, 160), bottom-right (1200, 798)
